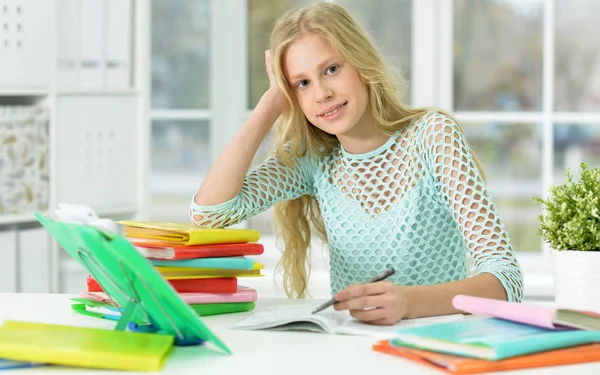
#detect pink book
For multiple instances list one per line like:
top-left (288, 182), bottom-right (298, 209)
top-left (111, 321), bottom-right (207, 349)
top-left (81, 286), bottom-right (257, 306)
top-left (452, 294), bottom-right (600, 331)
top-left (177, 286), bottom-right (257, 304)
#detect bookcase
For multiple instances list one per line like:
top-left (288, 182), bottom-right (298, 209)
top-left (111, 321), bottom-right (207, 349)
top-left (0, 0), bottom-right (150, 293)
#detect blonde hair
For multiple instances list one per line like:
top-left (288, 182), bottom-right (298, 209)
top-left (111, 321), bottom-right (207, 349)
top-left (269, 2), bottom-right (486, 298)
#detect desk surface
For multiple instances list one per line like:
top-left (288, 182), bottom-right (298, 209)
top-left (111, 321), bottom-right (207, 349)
top-left (0, 293), bottom-right (599, 374)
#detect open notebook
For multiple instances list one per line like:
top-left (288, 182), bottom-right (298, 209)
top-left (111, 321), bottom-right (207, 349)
top-left (231, 300), bottom-right (464, 338)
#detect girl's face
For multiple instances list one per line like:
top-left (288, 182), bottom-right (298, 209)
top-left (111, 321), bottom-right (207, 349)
top-left (283, 33), bottom-right (371, 137)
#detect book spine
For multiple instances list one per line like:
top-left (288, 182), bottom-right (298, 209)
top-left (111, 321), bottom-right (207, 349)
top-left (169, 277), bottom-right (238, 293)
top-left (498, 331), bottom-right (600, 360)
top-left (86, 276), bottom-right (237, 293)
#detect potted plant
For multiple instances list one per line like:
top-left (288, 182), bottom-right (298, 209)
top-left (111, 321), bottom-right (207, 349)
top-left (534, 162), bottom-right (600, 312)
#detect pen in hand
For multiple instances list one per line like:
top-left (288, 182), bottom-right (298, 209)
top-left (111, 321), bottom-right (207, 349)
top-left (311, 268), bottom-right (396, 314)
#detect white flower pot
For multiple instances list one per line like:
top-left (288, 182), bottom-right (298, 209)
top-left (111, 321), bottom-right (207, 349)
top-left (552, 249), bottom-right (600, 313)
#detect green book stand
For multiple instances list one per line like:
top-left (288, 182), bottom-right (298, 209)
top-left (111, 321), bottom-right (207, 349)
top-left (35, 212), bottom-right (231, 354)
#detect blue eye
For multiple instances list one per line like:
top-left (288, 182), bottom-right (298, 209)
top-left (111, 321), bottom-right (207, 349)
top-left (327, 64), bottom-right (340, 74)
top-left (296, 80), bottom-right (309, 88)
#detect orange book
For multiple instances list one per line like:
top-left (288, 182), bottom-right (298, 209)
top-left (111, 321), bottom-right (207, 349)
top-left (373, 340), bottom-right (600, 374)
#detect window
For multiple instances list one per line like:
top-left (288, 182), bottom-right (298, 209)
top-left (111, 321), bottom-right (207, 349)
top-left (449, 0), bottom-right (600, 259)
top-left (150, 0), bottom-right (211, 222)
top-left (151, 1), bottom-right (210, 109)
top-left (452, 0), bottom-right (544, 253)
top-left (149, 120), bottom-right (210, 221)
top-left (461, 121), bottom-right (543, 253)
top-left (554, 0), bottom-right (600, 112)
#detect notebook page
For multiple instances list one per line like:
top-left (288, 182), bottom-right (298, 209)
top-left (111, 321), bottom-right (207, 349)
top-left (336, 314), bottom-right (466, 338)
top-left (231, 301), bottom-right (351, 333)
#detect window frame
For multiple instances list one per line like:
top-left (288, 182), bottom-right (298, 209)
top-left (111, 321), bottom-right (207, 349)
top-left (149, 0), bottom-right (248, 219)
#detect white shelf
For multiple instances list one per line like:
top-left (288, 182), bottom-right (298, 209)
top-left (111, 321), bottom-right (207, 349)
top-left (0, 212), bottom-right (46, 226)
top-left (56, 89), bottom-right (139, 97)
top-left (0, 0), bottom-right (149, 294)
top-left (0, 90), bottom-right (50, 96)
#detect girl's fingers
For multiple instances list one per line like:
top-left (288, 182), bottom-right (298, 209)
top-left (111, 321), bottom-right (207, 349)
top-left (348, 307), bottom-right (388, 322)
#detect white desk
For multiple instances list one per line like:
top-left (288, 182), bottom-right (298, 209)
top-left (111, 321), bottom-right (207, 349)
top-left (1, 293), bottom-right (599, 374)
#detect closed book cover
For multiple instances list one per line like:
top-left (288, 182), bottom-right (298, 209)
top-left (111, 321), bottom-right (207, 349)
top-left (155, 266), bottom-right (264, 280)
top-left (453, 294), bottom-right (600, 331)
top-left (191, 302), bottom-right (256, 316)
top-left (0, 320), bottom-right (173, 371)
top-left (391, 317), bottom-right (600, 360)
top-left (373, 340), bottom-right (600, 374)
top-left (178, 286), bottom-right (258, 304)
top-left (118, 221), bottom-right (260, 245)
top-left (149, 256), bottom-right (257, 270)
top-left (0, 358), bottom-right (46, 371)
top-left (133, 242), bottom-right (264, 260)
top-left (87, 275), bottom-right (238, 293)
top-left (72, 299), bottom-right (256, 320)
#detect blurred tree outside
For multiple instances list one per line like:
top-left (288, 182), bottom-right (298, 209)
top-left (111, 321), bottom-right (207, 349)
top-left (454, 0), bottom-right (544, 111)
top-left (554, 0), bottom-right (600, 111)
top-left (151, 0), bottom-right (211, 109)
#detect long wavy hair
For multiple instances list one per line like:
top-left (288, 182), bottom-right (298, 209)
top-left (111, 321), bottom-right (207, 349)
top-left (269, 2), bottom-right (486, 298)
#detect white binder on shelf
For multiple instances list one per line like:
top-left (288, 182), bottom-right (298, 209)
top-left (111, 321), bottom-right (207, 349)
top-left (105, 0), bottom-right (132, 88)
top-left (78, 0), bottom-right (105, 89)
top-left (0, 230), bottom-right (18, 293)
top-left (56, 0), bottom-right (80, 88)
top-left (0, 0), bottom-right (52, 89)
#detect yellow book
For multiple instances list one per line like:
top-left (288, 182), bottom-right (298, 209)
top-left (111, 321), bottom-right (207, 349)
top-left (155, 266), bottom-right (264, 279)
top-left (117, 221), bottom-right (260, 246)
top-left (0, 320), bottom-right (174, 371)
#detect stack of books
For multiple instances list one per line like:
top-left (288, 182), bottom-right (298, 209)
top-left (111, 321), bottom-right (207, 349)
top-left (374, 295), bottom-right (600, 373)
top-left (82, 221), bottom-right (264, 317)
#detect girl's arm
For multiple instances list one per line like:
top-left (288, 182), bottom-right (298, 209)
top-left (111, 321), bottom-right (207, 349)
top-left (194, 50), bottom-right (281, 208)
top-left (401, 111), bottom-right (523, 317)
top-left (334, 112), bottom-right (523, 324)
top-left (190, 143), bottom-right (315, 228)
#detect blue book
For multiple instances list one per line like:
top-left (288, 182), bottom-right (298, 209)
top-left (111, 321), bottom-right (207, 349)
top-left (149, 256), bottom-right (256, 270)
top-left (0, 358), bottom-right (46, 370)
top-left (391, 317), bottom-right (600, 360)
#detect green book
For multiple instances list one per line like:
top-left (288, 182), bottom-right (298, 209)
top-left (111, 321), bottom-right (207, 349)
top-left (71, 298), bottom-right (255, 320)
top-left (191, 302), bottom-right (256, 316)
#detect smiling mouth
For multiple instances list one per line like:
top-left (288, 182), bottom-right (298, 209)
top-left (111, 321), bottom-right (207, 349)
top-left (318, 101), bottom-right (348, 117)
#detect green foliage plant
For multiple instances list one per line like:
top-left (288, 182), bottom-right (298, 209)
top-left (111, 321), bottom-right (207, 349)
top-left (534, 162), bottom-right (600, 251)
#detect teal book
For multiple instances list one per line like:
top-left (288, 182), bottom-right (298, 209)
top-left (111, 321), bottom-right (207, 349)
top-left (391, 317), bottom-right (600, 360)
top-left (149, 256), bottom-right (256, 270)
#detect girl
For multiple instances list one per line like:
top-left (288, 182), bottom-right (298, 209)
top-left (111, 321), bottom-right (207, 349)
top-left (190, 2), bottom-right (523, 325)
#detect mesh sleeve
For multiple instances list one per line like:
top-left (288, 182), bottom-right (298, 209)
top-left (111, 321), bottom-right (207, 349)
top-left (189, 151), bottom-right (315, 228)
top-left (419, 112), bottom-right (524, 302)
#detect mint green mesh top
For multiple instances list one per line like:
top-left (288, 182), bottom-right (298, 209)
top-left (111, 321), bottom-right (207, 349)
top-left (189, 111), bottom-right (524, 302)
